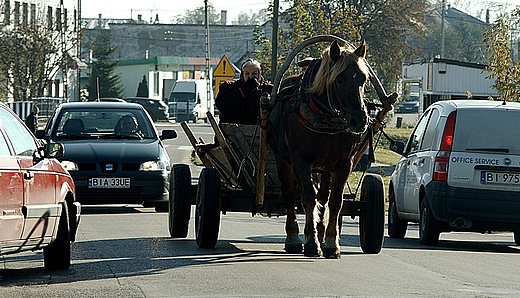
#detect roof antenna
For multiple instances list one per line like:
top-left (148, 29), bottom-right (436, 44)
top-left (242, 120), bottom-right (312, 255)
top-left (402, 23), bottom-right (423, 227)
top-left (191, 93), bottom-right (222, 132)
top-left (96, 77), bottom-right (100, 102)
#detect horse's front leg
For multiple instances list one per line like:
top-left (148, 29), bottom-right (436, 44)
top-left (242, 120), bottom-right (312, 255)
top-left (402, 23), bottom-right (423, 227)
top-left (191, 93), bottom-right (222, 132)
top-left (293, 160), bottom-right (321, 257)
top-left (322, 170), bottom-right (349, 259)
top-left (278, 161), bottom-right (302, 253)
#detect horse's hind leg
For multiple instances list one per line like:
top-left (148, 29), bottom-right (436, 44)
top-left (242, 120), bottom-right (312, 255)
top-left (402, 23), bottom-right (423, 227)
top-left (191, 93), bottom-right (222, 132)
top-left (322, 171), bottom-right (348, 259)
top-left (293, 161), bottom-right (321, 257)
top-left (279, 162), bottom-right (302, 254)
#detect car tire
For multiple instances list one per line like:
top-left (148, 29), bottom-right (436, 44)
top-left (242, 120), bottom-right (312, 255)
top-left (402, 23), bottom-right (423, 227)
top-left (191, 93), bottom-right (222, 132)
top-left (43, 203), bottom-right (71, 270)
top-left (155, 202), bottom-right (169, 212)
top-left (195, 167), bottom-right (221, 249)
top-left (359, 174), bottom-right (385, 254)
top-left (419, 198), bottom-right (440, 246)
top-left (387, 190), bottom-right (408, 239)
top-left (514, 231), bottom-right (520, 245)
top-left (192, 114), bottom-right (198, 123)
top-left (169, 164), bottom-right (192, 238)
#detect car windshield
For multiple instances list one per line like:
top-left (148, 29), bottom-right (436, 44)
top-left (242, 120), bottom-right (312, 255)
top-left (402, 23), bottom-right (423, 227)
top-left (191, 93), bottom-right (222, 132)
top-left (53, 108), bottom-right (155, 140)
top-left (169, 92), bottom-right (196, 103)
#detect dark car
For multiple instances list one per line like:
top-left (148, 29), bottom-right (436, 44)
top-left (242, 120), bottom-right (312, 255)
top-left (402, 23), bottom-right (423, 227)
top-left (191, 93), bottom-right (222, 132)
top-left (36, 102), bottom-right (177, 212)
top-left (124, 97), bottom-right (168, 121)
top-left (97, 98), bottom-right (127, 102)
top-left (0, 102), bottom-right (80, 270)
top-left (396, 98), bottom-right (420, 113)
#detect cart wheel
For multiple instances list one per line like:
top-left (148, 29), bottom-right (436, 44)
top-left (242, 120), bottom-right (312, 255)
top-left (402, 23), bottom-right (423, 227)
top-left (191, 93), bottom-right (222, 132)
top-left (195, 167), bottom-right (221, 248)
top-left (359, 174), bottom-right (385, 254)
top-left (169, 164), bottom-right (192, 238)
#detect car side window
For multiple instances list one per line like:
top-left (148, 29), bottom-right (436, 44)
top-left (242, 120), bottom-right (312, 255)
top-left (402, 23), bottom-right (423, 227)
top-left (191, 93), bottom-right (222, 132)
top-left (419, 108), bottom-right (439, 151)
top-left (406, 109), bottom-right (431, 154)
top-left (0, 108), bottom-right (37, 156)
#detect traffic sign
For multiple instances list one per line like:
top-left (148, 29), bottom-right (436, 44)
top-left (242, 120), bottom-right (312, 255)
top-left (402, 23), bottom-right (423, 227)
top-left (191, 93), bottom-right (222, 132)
top-left (213, 55), bottom-right (236, 77)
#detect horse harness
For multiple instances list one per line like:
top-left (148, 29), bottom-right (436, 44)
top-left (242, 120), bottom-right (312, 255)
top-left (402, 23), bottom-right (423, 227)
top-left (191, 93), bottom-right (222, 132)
top-left (277, 59), bottom-right (367, 135)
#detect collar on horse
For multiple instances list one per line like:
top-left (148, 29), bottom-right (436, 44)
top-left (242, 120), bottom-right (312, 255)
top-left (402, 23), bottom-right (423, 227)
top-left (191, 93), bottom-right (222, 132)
top-left (294, 59), bottom-right (366, 135)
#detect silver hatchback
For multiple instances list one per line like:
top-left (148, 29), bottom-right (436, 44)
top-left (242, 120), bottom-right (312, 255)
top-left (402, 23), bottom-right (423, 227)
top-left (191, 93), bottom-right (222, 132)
top-left (388, 100), bottom-right (520, 246)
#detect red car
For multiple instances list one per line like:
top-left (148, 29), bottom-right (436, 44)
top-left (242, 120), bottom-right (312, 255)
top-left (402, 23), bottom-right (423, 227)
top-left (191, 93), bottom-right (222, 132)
top-left (0, 102), bottom-right (80, 270)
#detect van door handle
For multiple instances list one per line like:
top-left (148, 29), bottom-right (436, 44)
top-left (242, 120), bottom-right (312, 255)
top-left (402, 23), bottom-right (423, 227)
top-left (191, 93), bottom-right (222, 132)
top-left (24, 172), bottom-right (34, 180)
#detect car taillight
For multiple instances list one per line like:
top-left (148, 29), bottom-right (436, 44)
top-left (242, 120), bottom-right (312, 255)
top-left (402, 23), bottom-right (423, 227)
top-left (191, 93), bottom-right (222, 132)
top-left (433, 111), bottom-right (456, 181)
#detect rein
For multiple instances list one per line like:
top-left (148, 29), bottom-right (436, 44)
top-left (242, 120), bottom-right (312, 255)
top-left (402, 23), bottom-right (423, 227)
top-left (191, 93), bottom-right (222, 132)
top-left (297, 59), bottom-right (367, 135)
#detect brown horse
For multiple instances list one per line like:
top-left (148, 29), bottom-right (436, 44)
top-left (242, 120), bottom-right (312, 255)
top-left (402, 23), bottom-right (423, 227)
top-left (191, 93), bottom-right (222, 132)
top-left (268, 40), bottom-right (369, 258)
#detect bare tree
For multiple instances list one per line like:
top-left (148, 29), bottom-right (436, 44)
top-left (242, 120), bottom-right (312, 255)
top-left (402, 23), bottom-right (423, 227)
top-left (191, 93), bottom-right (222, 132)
top-left (0, 4), bottom-right (77, 102)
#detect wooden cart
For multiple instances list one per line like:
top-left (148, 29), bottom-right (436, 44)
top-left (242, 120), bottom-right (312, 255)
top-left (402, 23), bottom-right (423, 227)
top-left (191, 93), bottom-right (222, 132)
top-left (168, 35), bottom-right (397, 253)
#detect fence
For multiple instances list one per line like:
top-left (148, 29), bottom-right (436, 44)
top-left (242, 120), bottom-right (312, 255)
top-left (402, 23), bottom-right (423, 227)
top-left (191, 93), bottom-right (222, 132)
top-left (6, 97), bottom-right (64, 121)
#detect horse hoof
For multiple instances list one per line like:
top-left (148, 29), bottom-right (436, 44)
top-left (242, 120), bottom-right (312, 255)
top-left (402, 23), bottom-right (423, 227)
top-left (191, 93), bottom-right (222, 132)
top-left (304, 242), bottom-right (322, 257)
top-left (322, 248), bottom-right (341, 259)
top-left (284, 243), bottom-right (303, 254)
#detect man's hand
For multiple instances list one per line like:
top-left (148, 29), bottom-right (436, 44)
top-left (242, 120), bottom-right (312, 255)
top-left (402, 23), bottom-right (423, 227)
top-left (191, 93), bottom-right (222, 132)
top-left (242, 77), bottom-right (260, 94)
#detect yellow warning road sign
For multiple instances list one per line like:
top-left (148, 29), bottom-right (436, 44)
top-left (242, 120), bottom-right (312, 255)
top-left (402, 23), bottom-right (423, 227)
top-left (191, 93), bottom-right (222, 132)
top-left (213, 55), bottom-right (236, 77)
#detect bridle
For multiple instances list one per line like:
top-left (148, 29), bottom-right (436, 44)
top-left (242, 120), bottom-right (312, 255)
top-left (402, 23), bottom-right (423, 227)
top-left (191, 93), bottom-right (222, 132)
top-left (300, 58), bottom-right (368, 135)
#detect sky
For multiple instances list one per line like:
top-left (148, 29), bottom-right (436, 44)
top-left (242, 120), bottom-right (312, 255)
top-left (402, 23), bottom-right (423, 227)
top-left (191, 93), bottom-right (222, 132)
top-left (81, 0), bottom-right (520, 25)
top-left (81, 0), bottom-right (273, 24)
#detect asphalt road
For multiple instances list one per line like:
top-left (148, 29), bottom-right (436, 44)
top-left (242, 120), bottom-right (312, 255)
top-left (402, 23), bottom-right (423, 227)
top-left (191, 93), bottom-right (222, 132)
top-left (2, 120), bottom-right (520, 297)
top-left (2, 205), bottom-right (519, 297)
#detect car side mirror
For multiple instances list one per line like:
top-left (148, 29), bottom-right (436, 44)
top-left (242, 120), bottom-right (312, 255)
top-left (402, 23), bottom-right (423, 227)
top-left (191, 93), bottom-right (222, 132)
top-left (42, 143), bottom-right (64, 159)
top-left (160, 129), bottom-right (177, 140)
top-left (35, 129), bottom-right (46, 139)
top-left (390, 141), bottom-right (406, 156)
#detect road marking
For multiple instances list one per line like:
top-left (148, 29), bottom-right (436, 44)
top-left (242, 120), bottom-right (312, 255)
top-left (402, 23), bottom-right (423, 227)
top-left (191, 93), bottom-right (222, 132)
top-left (178, 146), bottom-right (193, 150)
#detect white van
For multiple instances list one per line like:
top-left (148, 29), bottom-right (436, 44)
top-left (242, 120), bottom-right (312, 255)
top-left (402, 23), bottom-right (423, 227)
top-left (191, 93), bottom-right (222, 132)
top-left (168, 79), bottom-right (214, 123)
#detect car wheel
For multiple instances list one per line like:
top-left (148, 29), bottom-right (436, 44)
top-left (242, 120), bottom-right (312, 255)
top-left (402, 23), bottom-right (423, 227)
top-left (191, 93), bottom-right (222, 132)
top-left (514, 231), bottom-right (520, 245)
top-left (419, 198), bottom-right (440, 246)
top-left (169, 164), bottom-right (192, 238)
top-left (387, 190), bottom-right (408, 239)
top-left (359, 174), bottom-right (385, 254)
top-left (155, 202), bottom-right (169, 212)
top-left (195, 167), bottom-right (221, 249)
top-left (192, 114), bottom-right (198, 123)
top-left (43, 203), bottom-right (71, 270)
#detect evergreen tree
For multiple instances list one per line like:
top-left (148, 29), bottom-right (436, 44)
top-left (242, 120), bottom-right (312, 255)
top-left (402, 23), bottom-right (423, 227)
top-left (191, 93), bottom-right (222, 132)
top-left (86, 30), bottom-right (123, 100)
top-left (136, 75), bottom-right (149, 97)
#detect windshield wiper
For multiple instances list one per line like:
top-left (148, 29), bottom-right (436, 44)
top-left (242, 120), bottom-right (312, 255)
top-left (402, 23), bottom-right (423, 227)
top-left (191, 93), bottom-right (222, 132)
top-left (465, 148), bottom-right (510, 153)
top-left (102, 134), bottom-right (143, 140)
top-left (55, 134), bottom-right (94, 140)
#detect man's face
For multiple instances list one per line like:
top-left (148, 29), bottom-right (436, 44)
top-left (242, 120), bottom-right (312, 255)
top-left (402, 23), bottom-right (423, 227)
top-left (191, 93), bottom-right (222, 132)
top-left (121, 118), bottom-right (135, 132)
top-left (242, 65), bottom-right (260, 81)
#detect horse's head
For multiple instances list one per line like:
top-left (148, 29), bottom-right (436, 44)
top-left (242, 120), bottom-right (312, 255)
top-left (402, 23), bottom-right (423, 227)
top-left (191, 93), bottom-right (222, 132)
top-left (309, 40), bottom-right (369, 134)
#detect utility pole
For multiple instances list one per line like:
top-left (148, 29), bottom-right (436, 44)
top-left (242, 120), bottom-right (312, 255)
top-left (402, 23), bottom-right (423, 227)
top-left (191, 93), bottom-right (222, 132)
top-left (77, 0), bottom-right (82, 101)
top-left (271, 0), bottom-right (279, 82)
top-left (204, 0), bottom-right (211, 109)
top-left (440, 0), bottom-right (446, 58)
top-left (61, 0), bottom-right (68, 101)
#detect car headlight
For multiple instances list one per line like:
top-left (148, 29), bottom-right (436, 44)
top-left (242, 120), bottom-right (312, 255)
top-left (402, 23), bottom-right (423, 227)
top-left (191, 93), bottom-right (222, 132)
top-left (139, 160), bottom-right (167, 171)
top-left (61, 160), bottom-right (78, 171)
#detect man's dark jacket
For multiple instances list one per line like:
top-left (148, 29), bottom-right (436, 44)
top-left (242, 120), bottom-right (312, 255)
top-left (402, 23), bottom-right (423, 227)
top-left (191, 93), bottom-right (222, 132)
top-left (25, 112), bottom-right (38, 134)
top-left (215, 79), bottom-right (273, 125)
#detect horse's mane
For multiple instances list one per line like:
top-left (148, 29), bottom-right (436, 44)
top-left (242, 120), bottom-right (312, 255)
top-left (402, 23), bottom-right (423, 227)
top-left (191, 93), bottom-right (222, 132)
top-left (308, 44), bottom-right (368, 95)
